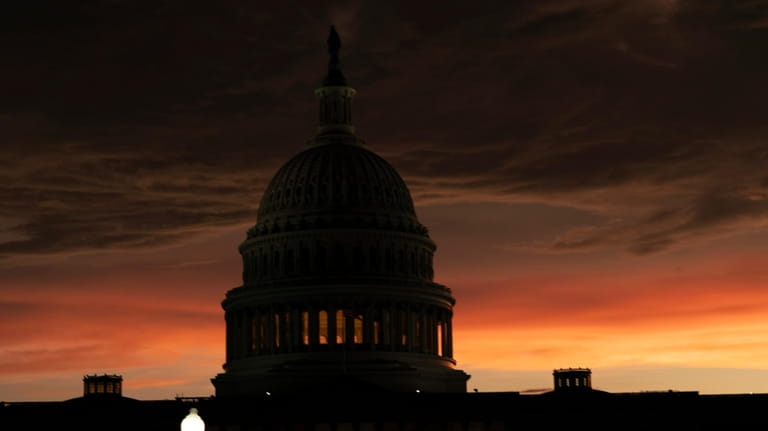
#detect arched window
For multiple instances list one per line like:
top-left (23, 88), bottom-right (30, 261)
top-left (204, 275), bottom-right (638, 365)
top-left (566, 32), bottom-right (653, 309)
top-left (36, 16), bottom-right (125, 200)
top-left (319, 310), bottom-right (328, 344)
top-left (399, 310), bottom-right (408, 348)
top-left (301, 311), bottom-right (309, 345)
top-left (336, 310), bottom-right (346, 344)
top-left (437, 321), bottom-right (444, 356)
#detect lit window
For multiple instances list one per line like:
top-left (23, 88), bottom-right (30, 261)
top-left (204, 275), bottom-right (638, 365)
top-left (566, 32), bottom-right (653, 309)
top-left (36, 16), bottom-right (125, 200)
top-left (373, 321), bottom-right (381, 345)
top-left (302, 311), bottom-right (309, 345)
top-left (437, 322), bottom-right (443, 356)
top-left (336, 310), bottom-right (346, 344)
top-left (319, 310), bottom-right (328, 344)
top-left (400, 311), bottom-right (407, 346)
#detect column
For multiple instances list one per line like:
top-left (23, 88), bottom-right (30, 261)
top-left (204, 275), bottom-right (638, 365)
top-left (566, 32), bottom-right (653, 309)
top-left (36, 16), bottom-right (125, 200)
top-left (365, 304), bottom-right (375, 349)
top-left (389, 303), bottom-right (397, 352)
top-left (419, 310), bottom-right (428, 354)
top-left (232, 311), bottom-right (241, 359)
top-left (406, 306), bottom-right (415, 353)
top-left (440, 310), bottom-right (448, 357)
top-left (290, 307), bottom-right (301, 353)
top-left (279, 311), bottom-right (288, 353)
top-left (245, 310), bottom-right (253, 356)
top-left (445, 314), bottom-right (453, 358)
top-left (266, 307), bottom-right (276, 354)
top-left (253, 309), bottom-right (262, 355)
top-left (328, 308), bottom-right (337, 345)
top-left (240, 310), bottom-right (249, 359)
top-left (428, 308), bottom-right (437, 355)
top-left (225, 312), bottom-right (233, 362)
top-left (345, 311), bottom-right (355, 346)
top-left (309, 308), bottom-right (319, 348)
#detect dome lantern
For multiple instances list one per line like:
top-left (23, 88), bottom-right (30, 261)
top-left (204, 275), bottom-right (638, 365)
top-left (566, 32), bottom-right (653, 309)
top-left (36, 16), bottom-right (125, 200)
top-left (314, 26), bottom-right (357, 139)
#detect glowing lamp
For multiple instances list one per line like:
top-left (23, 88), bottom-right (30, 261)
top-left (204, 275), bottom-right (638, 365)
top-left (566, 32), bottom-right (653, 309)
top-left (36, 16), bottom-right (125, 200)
top-left (180, 407), bottom-right (205, 431)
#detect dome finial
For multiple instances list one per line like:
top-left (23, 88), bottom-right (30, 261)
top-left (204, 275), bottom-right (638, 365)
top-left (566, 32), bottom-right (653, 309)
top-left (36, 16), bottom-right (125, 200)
top-left (323, 25), bottom-right (347, 86)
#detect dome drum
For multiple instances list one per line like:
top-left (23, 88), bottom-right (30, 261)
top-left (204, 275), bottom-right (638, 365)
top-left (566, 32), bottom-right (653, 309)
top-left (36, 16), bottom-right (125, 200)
top-left (239, 230), bottom-right (437, 285)
top-left (221, 299), bottom-right (457, 371)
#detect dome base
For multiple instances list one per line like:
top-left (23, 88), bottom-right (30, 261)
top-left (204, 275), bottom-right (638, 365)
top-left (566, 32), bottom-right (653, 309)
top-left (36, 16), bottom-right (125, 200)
top-left (212, 352), bottom-right (469, 396)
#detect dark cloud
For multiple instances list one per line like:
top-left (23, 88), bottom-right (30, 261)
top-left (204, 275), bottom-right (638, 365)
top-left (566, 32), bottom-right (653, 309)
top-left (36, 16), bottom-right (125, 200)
top-left (2, 0), bottom-right (768, 258)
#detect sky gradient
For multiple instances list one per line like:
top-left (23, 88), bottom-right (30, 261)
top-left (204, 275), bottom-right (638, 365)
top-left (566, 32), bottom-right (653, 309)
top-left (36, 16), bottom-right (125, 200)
top-left (2, 0), bottom-right (768, 400)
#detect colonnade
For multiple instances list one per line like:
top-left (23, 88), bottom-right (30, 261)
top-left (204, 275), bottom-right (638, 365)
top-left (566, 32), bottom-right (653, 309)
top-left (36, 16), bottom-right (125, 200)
top-left (226, 302), bottom-right (453, 362)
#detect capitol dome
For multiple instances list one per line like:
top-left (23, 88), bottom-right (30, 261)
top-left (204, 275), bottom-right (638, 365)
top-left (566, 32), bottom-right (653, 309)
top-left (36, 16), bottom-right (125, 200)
top-left (212, 26), bottom-right (469, 396)
top-left (253, 140), bottom-right (425, 238)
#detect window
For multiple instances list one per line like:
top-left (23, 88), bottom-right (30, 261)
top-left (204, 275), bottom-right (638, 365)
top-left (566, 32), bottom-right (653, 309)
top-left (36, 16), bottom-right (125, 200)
top-left (301, 311), bottom-right (309, 345)
top-left (400, 311), bottom-right (407, 346)
top-left (336, 310), bottom-right (346, 344)
top-left (319, 310), bottom-right (328, 344)
top-left (437, 322), bottom-right (443, 356)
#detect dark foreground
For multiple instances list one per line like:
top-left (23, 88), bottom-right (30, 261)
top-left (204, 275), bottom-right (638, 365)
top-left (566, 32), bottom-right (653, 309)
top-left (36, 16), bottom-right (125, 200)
top-left (2, 390), bottom-right (767, 430)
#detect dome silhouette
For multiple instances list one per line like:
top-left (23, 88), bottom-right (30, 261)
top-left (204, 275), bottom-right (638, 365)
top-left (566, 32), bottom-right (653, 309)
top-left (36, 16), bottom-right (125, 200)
top-left (212, 26), bottom-right (468, 396)
top-left (253, 141), bottom-right (424, 236)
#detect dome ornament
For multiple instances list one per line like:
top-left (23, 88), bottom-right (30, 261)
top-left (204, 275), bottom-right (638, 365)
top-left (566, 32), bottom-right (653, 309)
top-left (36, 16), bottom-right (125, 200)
top-left (324, 25), bottom-right (347, 86)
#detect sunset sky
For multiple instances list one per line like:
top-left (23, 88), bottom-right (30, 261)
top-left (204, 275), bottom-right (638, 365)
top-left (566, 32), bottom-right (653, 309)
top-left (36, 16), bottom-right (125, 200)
top-left (2, 1), bottom-right (768, 401)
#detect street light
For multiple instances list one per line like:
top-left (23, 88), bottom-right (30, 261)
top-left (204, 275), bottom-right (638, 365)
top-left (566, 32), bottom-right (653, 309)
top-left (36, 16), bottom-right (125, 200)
top-left (180, 407), bottom-right (205, 431)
